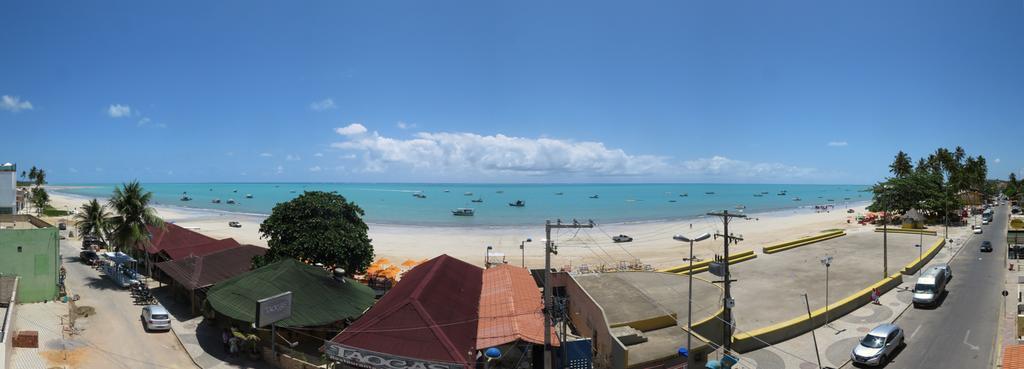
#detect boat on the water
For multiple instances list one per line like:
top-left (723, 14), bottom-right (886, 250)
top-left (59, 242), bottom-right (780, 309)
top-left (226, 199), bottom-right (237, 204)
top-left (471, 197), bottom-right (483, 203)
top-left (777, 191), bottom-right (787, 196)
top-left (793, 197), bottom-right (802, 201)
top-left (245, 194), bottom-right (253, 199)
top-left (679, 193), bottom-right (688, 197)
top-left (496, 190), bottom-right (504, 194)
top-left (736, 205), bottom-right (746, 209)
top-left (444, 189), bottom-right (450, 193)
top-left (451, 208), bottom-right (475, 216)
top-left (290, 190), bottom-right (296, 193)
top-left (211, 199), bottom-right (221, 204)
top-left (233, 189), bottom-right (238, 193)
top-left (705, 191), bottom-right (715, 195)
top-left (753, 193), bottom-right (763, 197)
top-left (180, 192), bottom-right (192, 201)
top-left (555, 192), bottom-right (564, 195)
top-left (509, 200), bottom-right (525, 207)
top-left (413, 192), bottom-right (427, 199)
top-left (589, 195), bottom-right (600, 199)
top-left (464, 192), bottom-right (473, 196)
top-left (761, 191), bottom-right (769, 194)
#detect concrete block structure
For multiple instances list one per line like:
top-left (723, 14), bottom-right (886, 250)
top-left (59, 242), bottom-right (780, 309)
top-left (0, 215), bottom-right (60, 303)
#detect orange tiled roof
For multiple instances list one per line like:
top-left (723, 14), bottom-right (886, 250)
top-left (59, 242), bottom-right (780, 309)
top-left (1005, 344), bottom-right (1024, 369)
top-left (476, 264), bottom-right (558, 348)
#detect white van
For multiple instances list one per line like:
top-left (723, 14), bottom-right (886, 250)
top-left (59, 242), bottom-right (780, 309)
top-left (913, 265), bottom-right (950, 307)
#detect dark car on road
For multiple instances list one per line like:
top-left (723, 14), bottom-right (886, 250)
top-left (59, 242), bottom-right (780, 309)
top-left (981, 241), bottom-right (993, 252)
top-left (79, 250), bottom-right (99, 265)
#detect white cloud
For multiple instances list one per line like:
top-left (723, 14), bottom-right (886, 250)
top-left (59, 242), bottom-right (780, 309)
top-left (309, 98), bottom-right (336, 111)
top-left (308, 166), bottom-right (322, 172)
top-left (108, 104), bottom-right (132, 118)
top-left (1, 95), bottom-right (33, 112)
top-left (259, 152), bottom-right (273, 157)
top-left (137, 117), bottom-right (151, 126)
top-left (995, 158), bottom-right (1001, 164)
top-left (332, 129), bottom-right (670, 176)
top-left (340, 154), bottom-right (357, 159)
top-left (286, 154), bottom-right (301, 161)
top-left (827, 141), bottom-right (848, 147)
top-left (397, 121), bottom-right (416, 130)
top-left (682, 156), bottom-right (816, 178)
top-left (313, 152), bottom-right (324, 157)
top-left (275, 165), bottom-right (284, 175)
top-left (335, 123), bottom-right (368, 136)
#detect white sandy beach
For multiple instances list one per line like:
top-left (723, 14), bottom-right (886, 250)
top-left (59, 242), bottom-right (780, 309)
top-left (45, 189), bottom-right (870, 270)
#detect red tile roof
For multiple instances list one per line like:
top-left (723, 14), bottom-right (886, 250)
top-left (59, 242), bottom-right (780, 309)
top-left (142, 223), bottom-right (216, 255)
top-left (155, 245), bottom-right (266, 291)
top-left (477, 264), bottom-right (558, 348)
top-left (164, 238), bottom-right (242, 260)
top-left (1005, 344), bottom-right (1024, 369)
top-left (328, 254), bottom-right (482, 368)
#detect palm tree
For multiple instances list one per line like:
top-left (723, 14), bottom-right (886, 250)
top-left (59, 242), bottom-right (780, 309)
top-left (108, 181), bottom-right (164, 255)
top-left (28, 166), bottom-right (38, 182)
top-left (20, 170), bottom-right (25, 180)
top-left (34, 169), bottom-right (46, 187)
top-left (73, 199), bottom-right (111, 243)
top-left (890, 151), bottom-right (913, 178)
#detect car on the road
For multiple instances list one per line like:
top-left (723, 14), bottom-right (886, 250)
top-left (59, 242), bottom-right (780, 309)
top-left (913, 266), bottom-right (949, 307)
top-left (851, 323), bottom-right (904, 366)
top-left (228, 221), bottom-right (242, 228)
top-left (973, 226), bottom-right (983, 234)
top-left (981, 241), bottom-right (993, 252)
top-left (79, 250), bottom-right (99, 265)
top-left (983, 219), bottom-right (990, 225)
top-left (141, 305), bottom-right (171, 332)
top-left (612, 234), bottom-right (633, 243)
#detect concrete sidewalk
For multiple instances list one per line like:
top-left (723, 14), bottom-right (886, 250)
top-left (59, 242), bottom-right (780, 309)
top-left (741, 225), bottom-right (972, 369)
top-left (171, 315), bottom-right (273, 369)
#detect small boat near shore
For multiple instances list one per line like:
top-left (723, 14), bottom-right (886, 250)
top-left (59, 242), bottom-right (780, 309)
top-left (589, 195), bottom-right (600, 199)
top-left (471, 197), bottom-right (483, 203)
top-left (555, 192), bottom-right (564, 195)
top-left (211, 199), bottom-right (221, 204)
top-left (226, 199), bottom-right (237, 204)
top-left (679, 193), bottom-right (688, 197)
top-left (413, 192), bottom-right (427, 199)
top-left (180, 192), bottom-right (192, 201)
top-left (245, 194), bottom-right (253, 199)
top-left (705, 191), bottom-right (715, 195)
top-left (793, 197), bottom-right (802, 202)
top-left (509, 200), bottom-right (525, 207)
top-left (451, 208), bottom-right (475, 216)
top-left (464, 192), bottom-right (473, 196)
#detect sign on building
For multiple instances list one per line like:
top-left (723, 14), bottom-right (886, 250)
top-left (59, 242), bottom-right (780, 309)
top-left (255, 291), bottom-right (292, 327)
top-left (324, 342), bottom-right (464, 369)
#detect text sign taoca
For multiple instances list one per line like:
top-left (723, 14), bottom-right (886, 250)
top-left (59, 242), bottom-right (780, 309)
top-left (325, 342), bottom-right (464, 369)
top-left (255, 291), bottom-right (292, 327)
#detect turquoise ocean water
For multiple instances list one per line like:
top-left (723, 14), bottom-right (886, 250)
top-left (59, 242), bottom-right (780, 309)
top-left (53, 183), bottom-right (870, 226)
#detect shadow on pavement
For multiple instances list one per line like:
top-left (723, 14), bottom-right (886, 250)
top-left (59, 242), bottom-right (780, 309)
top-left (84, 276), bottom-right (124, 291)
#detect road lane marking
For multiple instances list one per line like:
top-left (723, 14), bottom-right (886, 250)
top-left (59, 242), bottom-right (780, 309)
top-left (964, 329), bottom-right (980, 351)
top-left (910, 325), bottom-right (921, 340)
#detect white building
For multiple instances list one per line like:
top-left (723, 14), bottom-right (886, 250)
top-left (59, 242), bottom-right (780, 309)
top-left (0, 163), bottom-right (16, 214)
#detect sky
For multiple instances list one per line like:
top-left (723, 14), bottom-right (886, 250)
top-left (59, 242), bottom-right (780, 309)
top-left (2, 1), bottom-right (1022, 184)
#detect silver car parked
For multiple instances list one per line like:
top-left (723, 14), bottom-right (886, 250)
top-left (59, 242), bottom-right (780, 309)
top-left (141, 305), bottom-right (171, 332)
top-left (851, 323), bottom-right (904, 366)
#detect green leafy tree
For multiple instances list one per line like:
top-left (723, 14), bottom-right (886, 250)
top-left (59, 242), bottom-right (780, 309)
top-left (108, 181), bottom-right (163, 253)
top-left (254, 191), bottom-right (374, 275)
top-left (890, 151), bottom-right (913, 178)
top-left (30, 187), bottom-right (50, 215)
top-left (28, 166), bottom-right (38, 182)
top-left (73, 199), bottom-right (112, 243)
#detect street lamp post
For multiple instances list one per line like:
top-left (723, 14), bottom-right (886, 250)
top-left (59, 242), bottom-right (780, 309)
top-left (520, 238), bottom-right (532, 268)
top-left (485, 245), bottom-right (493, 269)
top-left (673, 232), bottom-right (711, 356)
top-left (821, 256), bottom-right (833, 325)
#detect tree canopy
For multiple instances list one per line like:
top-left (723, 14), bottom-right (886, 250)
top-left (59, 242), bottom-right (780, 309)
top-left (74, 199), bottom-right (112, 243)
top-left (29, 187), bottom-right (49, 215)
top-left (108, 181), bottom-right (163, 252)
top-left (870, 146), bottom-right (990, 221)
top-left (254, 191), bottom-right (374, 275)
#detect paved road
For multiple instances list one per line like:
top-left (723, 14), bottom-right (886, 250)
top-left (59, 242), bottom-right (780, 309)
top-left (60, 237), bottom-right (198, 369)
top-left (853, 205), bottom-right (1007, 369)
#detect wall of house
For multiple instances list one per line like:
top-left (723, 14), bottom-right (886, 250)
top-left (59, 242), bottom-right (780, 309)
top-left (0, 170), bottom-right (15, 214)
top-left (0, 228), bottom-right (59, 303)
top-left (552, 273), bottom-right (628, 369)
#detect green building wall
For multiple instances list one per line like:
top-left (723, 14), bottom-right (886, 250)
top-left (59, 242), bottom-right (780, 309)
top-left (0, 228), bottom-right (59, 303)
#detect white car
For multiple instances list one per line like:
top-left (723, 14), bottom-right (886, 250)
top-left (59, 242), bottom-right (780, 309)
top-left (973, 227), bottom-right (983, 234)
top-left (851, 324), bottom-right (904, 366)
top-left (141, 305), bottom-right (171, 331)
top-left (983, 219), bottom-right (990, 225)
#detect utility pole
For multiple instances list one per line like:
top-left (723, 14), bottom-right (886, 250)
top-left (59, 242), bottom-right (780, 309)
top-left (804, 293), bottom-right (823, 369)
top-left (707, 210), bottom-right (745, 354)
top-left (544, 219), bottom-right (594, 369)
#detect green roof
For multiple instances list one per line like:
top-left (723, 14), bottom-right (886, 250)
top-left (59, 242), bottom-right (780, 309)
top-left (206, 258), bottom-right (376, 327)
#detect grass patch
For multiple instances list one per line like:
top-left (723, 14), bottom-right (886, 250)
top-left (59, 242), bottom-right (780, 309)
top-left (42, 205), bottom-right (70, 217)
